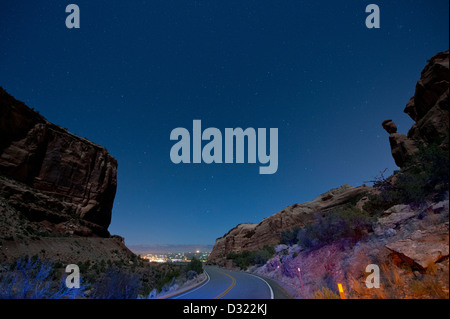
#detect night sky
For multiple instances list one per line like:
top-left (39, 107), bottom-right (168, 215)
top-left (0, 1), bottom-right (448, 246)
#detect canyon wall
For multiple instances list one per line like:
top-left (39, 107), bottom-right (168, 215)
top-left (0, 87), bottom-right (117, 237)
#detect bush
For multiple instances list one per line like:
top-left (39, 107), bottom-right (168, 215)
top-left (186, 257), bottom-right (203, 274)
top-left (90, 266), bottom-right (141, 299)
top-left (227, 250), bottom-right (251, 269)
top-left (0, 257), bottom-right (86, 299)
top-left (250, 247), bottom-right (275, 266)
top-left (281, 227), bottom-right (301, 246)
top-left (364, 143), bottom-right (449, 214)
top-left (155, 266), bottom-right (181, 293)
top-left (77, 260), bottom-right (91, 273)
top-left (297, 207), bottom-right (373, 250)
top-left (227, 246), bottom-right (275, 270)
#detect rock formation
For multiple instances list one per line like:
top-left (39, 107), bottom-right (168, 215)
top-left (208, 184), bottom-right (371, 265)
top-left (386, 232), bottom-right (449, 270)
top-left (383, 50), bottom-right (449, 167)
top-left (209, 51), bottom-right (450, 272)
top-left (0, 87), bottom-right (117, 237)
top-left (253, 198), bottom-right (449, 299)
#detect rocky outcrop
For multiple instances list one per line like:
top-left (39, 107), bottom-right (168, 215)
top-left (0, 87), bottom-right (118, 237)
top-left (253, 198), bottom-right (449, 299)
top-left (228, 52), bottom-right (450, 299)
top-left (382, 201), bottom-right (450, 271)
top-left (386, 232), bottom-right (449, 270)
top-left (382, 119), bottom-right (419, 168)
top-left (208, 184), bottom-right (371, 265)
top-left (376, 204), bottom-right (417, 229)
top-left (383, 51), bottom-right (449, 167)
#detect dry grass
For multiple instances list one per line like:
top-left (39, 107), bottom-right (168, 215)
top-left (347, 259), bottom-right (448, 299)
top-left (376, 288), bottom-right (389, 299)
top-left (347, 275), bottom-right (366, 297)
top-left (381, 261), bottom-right (404, 287)
top-left (410, 261), bottom-right (449, 299)
top-left (314, 286), bottom-right (340, 299)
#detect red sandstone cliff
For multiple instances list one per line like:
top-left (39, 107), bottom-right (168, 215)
top-left (208, 184), bottom-right (371, 265)
top-left (0, 87), bottom-right (117, 237)
top-left (382, 50), bottom-right (449, 167)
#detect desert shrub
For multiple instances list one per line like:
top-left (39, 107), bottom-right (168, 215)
top-left (281, 227), bottom-right (301, 245)
top-left (155, 266), bottom-right (181, 293)
top-left (77, 260), bottom-right (91, 273)
top-left (0, 257), bottom-right (86, 299)
top-left (90, 266), bottom-right (141, 299)
top-left (410, 262), bottom-right (449, 299)
top-left (297, 207), bottom-right (373, 250)
top-left (364, 143), bottom-right (449, 215)
top-left (186, 257), bottom-right (203, 274)
top-left (250, 246), bottom-right (275, 265)
top-left (227, 246), bottom-right (275, 270)
top-left (227, 251), bottom-right (252, 269)
top-left (414, 142), bottom-right (449, 190)
top-left (314, 286), bottom-right (340, 299)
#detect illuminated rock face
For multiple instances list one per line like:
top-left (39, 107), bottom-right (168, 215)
top-left (386, 232), bottom-right (449, 270)
top-left (208, 184), bottom-right (371, 265)
top-left (383, 50), bottom-right (449, 168)
top-left (209, 51), bottom-right (450, 268)
top-left (0, 87), bottom-right (117, 237)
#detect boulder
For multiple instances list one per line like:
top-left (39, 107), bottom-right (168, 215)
top-left (386, 232), bottom-right (449, 270)
top-left (430, 200), bottom-right (449, 214)
top-left (382, 119), bottom-right (398, 134)
top-left (274, 244), bottom-right (288, 253)
top-left (378, 204), bottom-right (417, 228)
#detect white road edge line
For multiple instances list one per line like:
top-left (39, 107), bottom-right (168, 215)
top-left (172, 268), bottom-right (211, 299)
top-left (247, 273), bottom-right (274, 299)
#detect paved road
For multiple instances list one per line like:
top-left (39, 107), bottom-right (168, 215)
top-left (171, 266), bottom-right (275, 299)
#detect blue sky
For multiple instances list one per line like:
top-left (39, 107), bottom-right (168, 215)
top-left (0, 0), bottom-right (448, 246)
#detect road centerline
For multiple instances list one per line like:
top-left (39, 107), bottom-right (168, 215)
top-left (214, 271), bottom-right (236, 299)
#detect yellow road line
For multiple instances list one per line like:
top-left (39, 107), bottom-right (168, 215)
top-left (214, 271), bottom-right (236, 299)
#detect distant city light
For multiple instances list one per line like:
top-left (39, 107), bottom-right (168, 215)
top-left (139, 250), bottom-right (210, 263)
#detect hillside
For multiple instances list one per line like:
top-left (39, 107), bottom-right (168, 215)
top-left (208, 184), bottom-right (372, 265)
top-left (0, 87), bottom-right (133, 264)
top-left (208, 51), bottom-right (449, 298)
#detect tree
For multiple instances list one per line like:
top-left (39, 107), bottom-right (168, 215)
top-left (186, 257), bottom-right (203, 274)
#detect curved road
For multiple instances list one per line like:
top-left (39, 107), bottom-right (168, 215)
top-left (171, 266), bottom-right (275, 299)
